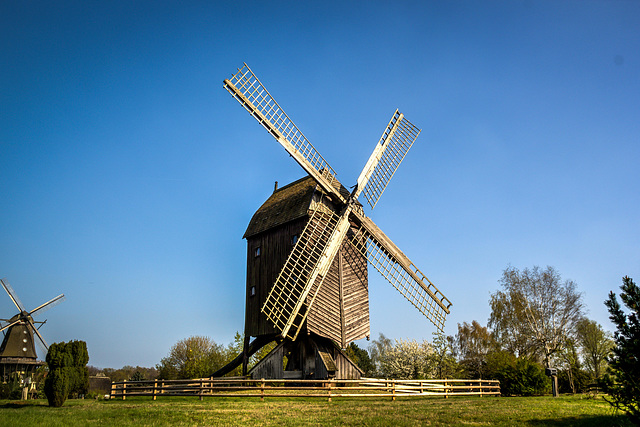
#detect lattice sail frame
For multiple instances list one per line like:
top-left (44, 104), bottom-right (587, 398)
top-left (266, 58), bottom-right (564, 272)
top-left (1, 278), bottom-right (26, 312)
top-left (223, 64), bottom-right (345, 204)
top-left (359, 111), bottom-right (421, 209)
top-left (346, 222), bottom-right (452, 333)
top-left (261, 208), bottom-right (345, 340)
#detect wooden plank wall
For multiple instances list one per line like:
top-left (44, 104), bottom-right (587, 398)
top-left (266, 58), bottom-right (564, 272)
top-left (307, 231), bottom-right (370, 346)
top-left (249, 342), bottom-right (284, 379)
top-left (306, 252), bottom-right (343, 345)
top-left (245, 218), bottom-right (307, 337)
top-left (341, 235), bottom-right (370, 343)
top-left (245, 205), bottom-right (369, 348)
top-left (334, 350), bottom-right (363, 380)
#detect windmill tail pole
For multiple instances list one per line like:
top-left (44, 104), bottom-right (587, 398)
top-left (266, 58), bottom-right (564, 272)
top-left (210, 334), bottom-right (278, 378)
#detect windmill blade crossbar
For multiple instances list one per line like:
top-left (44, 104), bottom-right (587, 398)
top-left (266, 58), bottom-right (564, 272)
top-left (347, 217), bottom-right (451, 333)
top-left (360, 112), bottom-right (421, 209)
top-left (28, 317), bottom-right (49, 351)
top-left (0, 319), bottom-right (22, 334)
top-left (1, 278), bottom-right (26, 312)
top-left (261, 208), bottom-right (341, 340)
top-left (224, 64), bottom-right (345, 204)
top-left (29, 294), bottom-right (65, 318)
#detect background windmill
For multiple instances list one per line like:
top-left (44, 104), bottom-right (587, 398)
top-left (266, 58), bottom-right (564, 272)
top-left (0, 278), bottom-right (65, 382)
top-left (219, 64), bottom-right (452, 380)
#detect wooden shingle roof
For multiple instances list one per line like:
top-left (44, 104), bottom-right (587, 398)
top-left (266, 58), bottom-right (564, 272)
top-left (243, 176), bottom-right (318, 239)
top-left (243, 175), bottom-right (351, 239)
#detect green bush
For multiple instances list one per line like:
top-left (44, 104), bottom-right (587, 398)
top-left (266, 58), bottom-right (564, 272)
top-left (0, 377), bottom-right (23, 400)
top-left (44, 340), bottom-right (89, 407)
top-left (486, 351), bottom-right (549, 396)
top-left (558, 367), bottom-right (591, 394)
top-left (44, 368), bottom-right (69, 407)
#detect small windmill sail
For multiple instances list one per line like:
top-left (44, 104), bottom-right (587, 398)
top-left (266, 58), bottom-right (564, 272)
top-left (0, 278), bottom-right (65, 357)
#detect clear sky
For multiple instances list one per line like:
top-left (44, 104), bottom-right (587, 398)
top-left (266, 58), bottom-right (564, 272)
top-left (1, 1), bottom-right (638, 369)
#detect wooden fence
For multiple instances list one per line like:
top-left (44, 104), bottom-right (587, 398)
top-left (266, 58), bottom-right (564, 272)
top-left (109, 377), bottom-right (500, 401)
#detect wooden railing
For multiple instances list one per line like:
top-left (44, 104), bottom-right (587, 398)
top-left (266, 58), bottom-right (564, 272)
top-left (110, 377), bottom-right (500, 401)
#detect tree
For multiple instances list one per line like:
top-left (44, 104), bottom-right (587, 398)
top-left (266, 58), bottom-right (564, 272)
top-left (44, 340), bottom-right (90, 407)
top-left (489, 265), bottom-right (584, 367)
top-left (369, 333), bottom-right (393, 377)
top-left (156, 336), bottom-right (227, 380)
top-left (556, 337), bottom-right (589, 394)
top-left (369, 334), bottom-right (434, 379)
top-left (430, 333), bottom-right (462, 379)
top-left (97, 365), bottom-right (158, 382)
top-left (345, 342), bottom-right (375, 377)
top-left (575, 318), bottom-right (614, 381)
top-left (454, 321), bottom-right (495, 378)
top-left (604, 276), bottom-right (640, 424)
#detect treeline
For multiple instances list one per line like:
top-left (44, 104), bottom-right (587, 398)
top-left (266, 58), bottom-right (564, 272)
top-left (98, 266), bottom-right (634, 404)
top-left (90, 332), bottom-right (274, 382)
top-left (89, 365), bottom-right (159, 382)
top-left (354, 266), bottom-right (614, 396)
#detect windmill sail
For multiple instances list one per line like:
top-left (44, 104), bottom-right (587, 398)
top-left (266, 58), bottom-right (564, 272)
top-left (261, 207), bottom-right (352, 340)
top-left (348, 212), bottom-right (451, 332)
top-left (29, 294), bottom-right (66, 317)
top-left (355, 110), bottom-right (421, 209)
top-left (0, 318), bottom-right (21, 333)
top-left (224, 64), bottom-right (346, 205)
top-left (1, 278), bottom-right (26, 312)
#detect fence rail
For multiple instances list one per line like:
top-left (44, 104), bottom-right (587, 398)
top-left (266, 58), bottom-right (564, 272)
top-left (110, 377), bottom-right (500, 401)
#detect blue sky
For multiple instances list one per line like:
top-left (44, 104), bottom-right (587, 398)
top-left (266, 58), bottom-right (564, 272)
top-left (1, 1), bottom-right (638, 369)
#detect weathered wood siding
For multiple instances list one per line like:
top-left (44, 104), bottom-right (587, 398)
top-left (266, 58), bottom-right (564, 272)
top-left (334, 349), bottom-right (363, 380)
top-left (306, 228), bottom-right (370, 346)
top-left (341, 235), bottom-right (370, 343)
top-left (306, 250), bottom-right (343, 345)
top-left (245, 218), bottom-right (307, 337)
top-left (249, 342), bottom-right (284, 379)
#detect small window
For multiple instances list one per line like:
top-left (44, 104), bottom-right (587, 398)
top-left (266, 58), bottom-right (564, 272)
top-left (254, 247), bottom-right (261, 257)
top-left (249, 285), bottom-right (256, 297)
top-left (292, 235), bottom-right (299, 245)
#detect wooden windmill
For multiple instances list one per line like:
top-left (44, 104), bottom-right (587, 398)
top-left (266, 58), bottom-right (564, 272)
top-left (0, 278), bottom-right (65, 381)
top-left (222, 64), bottom-right (452, 380)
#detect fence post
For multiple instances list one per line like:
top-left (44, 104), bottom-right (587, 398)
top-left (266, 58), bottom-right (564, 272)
top-left (480, 380), bottom-right (483, 397)
top-left (392, 380), bottom-right (396, 402)
top-left (200, 380), bottom-right (204, 401)
top-left (152, 379), bottom-right (157, 401)
top-left (260, 378), bottom-right (265, 402)
top-left (444, 379), bottom-right (448, 399)
top-left (110, 382), bottom-right (116, 400)
top-left (328, 380), bottom-right (332, 403)
top-left (122, 380), bottom-right (127, 401)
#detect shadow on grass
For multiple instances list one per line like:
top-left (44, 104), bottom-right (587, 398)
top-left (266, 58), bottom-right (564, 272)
top-left (527, 414), bottom-right (633, 427)
top-left (0, 401), bottom-right (47, 409)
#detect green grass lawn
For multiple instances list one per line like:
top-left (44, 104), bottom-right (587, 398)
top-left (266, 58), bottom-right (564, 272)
top-left (0, 394), bottom-right (633, 426)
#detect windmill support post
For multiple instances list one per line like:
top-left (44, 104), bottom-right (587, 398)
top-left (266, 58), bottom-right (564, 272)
top-left (241, 334), bottom-right (250, 376)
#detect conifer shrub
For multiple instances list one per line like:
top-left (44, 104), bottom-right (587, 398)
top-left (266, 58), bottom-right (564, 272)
top-left (44, 340), bottom-right (89, 407)
top-left (604, 276), bottom-right (640, 425)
